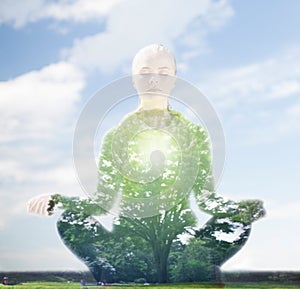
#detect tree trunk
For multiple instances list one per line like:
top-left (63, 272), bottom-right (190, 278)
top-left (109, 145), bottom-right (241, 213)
top-left (158, 254), bottom-right (168, 283)
top-left (153, 244), bottom-right (170, 283)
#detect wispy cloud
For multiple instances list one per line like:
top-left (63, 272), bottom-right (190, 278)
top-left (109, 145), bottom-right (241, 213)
top-left (0, 0), bottom-right (122, 28)
top-left (64, 0), bottom-right (234, 74)
top-left (202, 47), bottom-right (300, 108)
top-left (0, 61), bottom-right (85, 230)
top-left (0, 61), bottom-right (84, 141)
top-left (0, 0), bottom-right (235, 246)
top-left (200, 46), bottom-right (300, 144)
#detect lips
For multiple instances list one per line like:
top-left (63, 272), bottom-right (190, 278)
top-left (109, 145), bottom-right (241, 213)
top-left (147, 88), bottom-right (162, 92)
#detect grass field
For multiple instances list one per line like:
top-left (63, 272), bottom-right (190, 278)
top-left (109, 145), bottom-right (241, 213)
top-left (1, 282), bottom-right (300, 289)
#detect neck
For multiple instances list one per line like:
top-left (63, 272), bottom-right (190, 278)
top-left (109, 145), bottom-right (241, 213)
top-left (139, 94), bottom-right (169, 110)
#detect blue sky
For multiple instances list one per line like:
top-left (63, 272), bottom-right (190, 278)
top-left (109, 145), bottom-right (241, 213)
top-left (0, 0), bottom-right (300, 272)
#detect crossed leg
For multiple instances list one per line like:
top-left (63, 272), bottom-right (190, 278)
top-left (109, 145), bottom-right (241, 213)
top-left (195, 216), bottom-right (252, 282)
top-left (57, 210), bottom-right (116, 283)
top-left (57, 210), bottom-right (154, 283)
top-left (57, 210), bottom-right (251, 283)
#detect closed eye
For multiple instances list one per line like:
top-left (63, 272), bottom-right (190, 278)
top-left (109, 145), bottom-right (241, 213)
top-left (139, 67), bottom-right (151, 74)
top-left (158, 67), bottom-right (170, 75)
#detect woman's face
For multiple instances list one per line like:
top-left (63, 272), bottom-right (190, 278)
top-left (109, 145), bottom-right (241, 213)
top-left (132, 51), bottom-right (176, 99)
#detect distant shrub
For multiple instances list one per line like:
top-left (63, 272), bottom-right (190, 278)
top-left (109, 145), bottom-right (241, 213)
top-left (134, 277), bottom-right (147, 283)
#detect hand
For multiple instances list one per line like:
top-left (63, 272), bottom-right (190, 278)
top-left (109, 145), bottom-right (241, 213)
top-left (27, 194), bottom-right (53, 216)
top-left (232, 199), bottom-right (266, 224)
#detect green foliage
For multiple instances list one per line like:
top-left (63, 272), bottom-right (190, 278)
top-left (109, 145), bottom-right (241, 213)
top-left (52, 109), bottom-right (266, 284)
top-left (4, 282), bottom-right (300, 289)
top-left (2, 282), bottom-right (81, 289)
top-left (94, 224), bottom-right (156, 283)
top-left (119, 200), bottom-right (197, 283)
top-left (169, 239), bottom-right (211, 282)
top-left (96, 110), bottom-right (209, 217)
top-left (47, 194), bottom-right (62, 215)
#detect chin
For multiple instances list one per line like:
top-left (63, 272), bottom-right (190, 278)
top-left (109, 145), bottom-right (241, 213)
top-left (142, 92), bottom-right (169, 98)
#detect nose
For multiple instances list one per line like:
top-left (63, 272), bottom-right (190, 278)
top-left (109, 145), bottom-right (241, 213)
top-left (149, 75), bottom-right (159, 87)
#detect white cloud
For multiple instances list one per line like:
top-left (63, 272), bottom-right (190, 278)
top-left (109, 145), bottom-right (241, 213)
top-left (199, 46), bottom-right (300, 144)
top-left (0, 0), bottom-right (122, 28)
top-left (65, 0), bottom-right (234, 74)
top-left (0, 61), bottom-right (84, 141)
top-left (202, 47), bottom-right (300, 110)
top-left (0, 61), bottom-right (85, 231)
top-left (0, 61), bottom-right (85, 180)
top-left (43, 0), bottom-right (122, 23)
top-left (0, 161), bottom-right (84, 232)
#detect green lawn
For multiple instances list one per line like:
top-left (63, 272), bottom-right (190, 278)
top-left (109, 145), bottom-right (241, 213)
top-left (1, 282), bottom-right (300, 289)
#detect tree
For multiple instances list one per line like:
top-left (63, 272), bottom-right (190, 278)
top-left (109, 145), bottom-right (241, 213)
top-left (55, 197), bottom-right (115, 282)
top-left (52, 195), bottom-right (156, 282)
top-left (94, 224), bottom-right (156, 283)
top-left (52, 110), bottom-right (265, 283)
top-left (119, 199), bottom-right (196, 283)
top-left (169, 238), bottom-right (211, 282)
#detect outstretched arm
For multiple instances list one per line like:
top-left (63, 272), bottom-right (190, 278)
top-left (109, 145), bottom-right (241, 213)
top-left (192, 124), bottom-right (265, 225)
top-left (27, 194), bottom-right (106, 217)
top-left (28, 128), bottom-right (122, 218)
